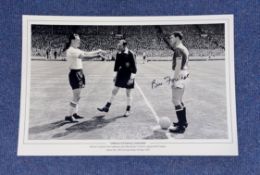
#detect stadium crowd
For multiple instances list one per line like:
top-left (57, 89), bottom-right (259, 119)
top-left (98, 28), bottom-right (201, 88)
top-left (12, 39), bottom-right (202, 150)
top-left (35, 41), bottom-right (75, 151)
top-left (31, 25), bottom-right (225, 58)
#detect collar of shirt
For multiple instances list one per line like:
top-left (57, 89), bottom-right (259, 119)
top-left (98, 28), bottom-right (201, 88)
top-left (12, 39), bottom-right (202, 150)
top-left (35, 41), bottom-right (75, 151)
top-left (121, 47), bottom-right (129, 54)
top-left (175, 42), bottom-right (183, 49)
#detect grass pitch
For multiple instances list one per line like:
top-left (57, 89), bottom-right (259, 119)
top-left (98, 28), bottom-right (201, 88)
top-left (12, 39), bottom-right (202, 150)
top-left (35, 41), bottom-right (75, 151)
top-left (28, 58), bottom-right (227, 140)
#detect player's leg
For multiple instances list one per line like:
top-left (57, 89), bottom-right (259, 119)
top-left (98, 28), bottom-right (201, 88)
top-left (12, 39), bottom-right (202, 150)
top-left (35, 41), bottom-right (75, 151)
top-left (169, 85), bottom-right (187, 133)
top-left (65, 70), bottom-right (85, 122)
top-left (65, 88), bottom-right (82, 122)
top-left (71, 88), bottom-right (84, 119)
top-left (71, 89), bottom-right (81, 114)
top-left (170, 87), bottom-right (185, 130)
top-left (97, 86), bottom-right (120, 112)
top-left (180, 86), bottom-right (188, 127)
top-left (124, 89), bottom-right (133, 117)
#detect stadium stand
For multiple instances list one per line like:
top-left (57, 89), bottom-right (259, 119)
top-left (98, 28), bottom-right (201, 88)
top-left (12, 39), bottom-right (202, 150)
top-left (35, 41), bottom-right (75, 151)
top-left (31, 25), bottom-right (225, 59)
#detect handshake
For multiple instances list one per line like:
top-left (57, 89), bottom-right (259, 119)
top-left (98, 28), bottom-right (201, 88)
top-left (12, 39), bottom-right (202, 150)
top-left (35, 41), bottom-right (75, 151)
top-left (97, 49), bottom-right (107, 55)
top-left (97, 49), bottom-right (108, 60)
top-left (81, 49), bottom-right (108, 60)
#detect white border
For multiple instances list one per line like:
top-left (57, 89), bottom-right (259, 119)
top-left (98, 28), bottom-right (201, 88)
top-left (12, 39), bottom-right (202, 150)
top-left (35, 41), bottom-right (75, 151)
top-left (18, 15), bottom-right (238, 156)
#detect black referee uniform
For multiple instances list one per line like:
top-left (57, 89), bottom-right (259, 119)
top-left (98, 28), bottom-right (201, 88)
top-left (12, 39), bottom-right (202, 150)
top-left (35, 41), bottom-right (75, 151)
top-left (114, 50), bottom-right (137, 89)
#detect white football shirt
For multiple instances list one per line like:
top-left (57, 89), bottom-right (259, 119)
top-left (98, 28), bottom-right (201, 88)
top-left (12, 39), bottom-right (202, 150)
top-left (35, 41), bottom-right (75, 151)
top-left (66, 47), bottom-right (84, 70)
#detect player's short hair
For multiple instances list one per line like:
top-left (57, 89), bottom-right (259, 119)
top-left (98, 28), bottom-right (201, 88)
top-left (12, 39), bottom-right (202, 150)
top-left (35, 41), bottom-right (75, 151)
top-left (120, 39), bottom-right (127, 47)
top-left (63, 33), bottom-right (79, 51)
top-left (69, 33), bottom-right (79, 41)
top-left (172, 31), bottom-right (183, 40)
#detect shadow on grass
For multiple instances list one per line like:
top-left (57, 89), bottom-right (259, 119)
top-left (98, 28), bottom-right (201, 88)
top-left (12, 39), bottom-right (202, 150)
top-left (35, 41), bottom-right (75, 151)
top-left (29, 120), bottom-right (75, 135)
top-left (52, 115), bottom-right (124, 138)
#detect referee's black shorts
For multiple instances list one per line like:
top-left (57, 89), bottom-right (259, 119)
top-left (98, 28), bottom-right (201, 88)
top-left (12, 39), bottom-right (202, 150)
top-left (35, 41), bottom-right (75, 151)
top-left (69, 69), bottom-right (85, 90)
top-left (115, 70), bottom-right (134, 89)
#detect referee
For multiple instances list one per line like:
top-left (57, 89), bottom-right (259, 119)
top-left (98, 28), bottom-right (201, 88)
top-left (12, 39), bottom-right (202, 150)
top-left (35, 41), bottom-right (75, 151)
top-left (98, 39), bottom-right (137, 117)
top-left (64, 33), bottom-right (106, 122)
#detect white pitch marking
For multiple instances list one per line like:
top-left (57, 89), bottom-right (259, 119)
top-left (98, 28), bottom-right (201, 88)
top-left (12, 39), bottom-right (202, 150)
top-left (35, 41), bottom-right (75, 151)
top-left (136, 81), bottom-right (172, 139)
top-left (135, 82), bottom-right (160, 122)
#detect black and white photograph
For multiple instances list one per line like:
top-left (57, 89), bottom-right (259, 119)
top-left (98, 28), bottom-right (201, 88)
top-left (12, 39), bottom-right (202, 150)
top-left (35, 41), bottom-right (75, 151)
top-left (18, 15), bottom-right (237, 155)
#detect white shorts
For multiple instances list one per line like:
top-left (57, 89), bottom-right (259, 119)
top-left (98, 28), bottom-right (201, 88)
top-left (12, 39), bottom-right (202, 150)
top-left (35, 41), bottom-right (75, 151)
top-left (172, 70), bottom-right (189, 89)
top-left (172, 80), bottom-right (185, 89)
top-left (172, 79), bottom-right (187, 89)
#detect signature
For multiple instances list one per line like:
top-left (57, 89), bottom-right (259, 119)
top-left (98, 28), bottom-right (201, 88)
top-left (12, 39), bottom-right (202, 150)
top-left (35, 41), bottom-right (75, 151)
top-left (151, 79), bottom-right (163, 89)
top-left (151, 74), bottom-right (189, 89)
top-left (163, 76), bottom-right (172, 85)
top-left (151, 76), bottom-right (172, 89)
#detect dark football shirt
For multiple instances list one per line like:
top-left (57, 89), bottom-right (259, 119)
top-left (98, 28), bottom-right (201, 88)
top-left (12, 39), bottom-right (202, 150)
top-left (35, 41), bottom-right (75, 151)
top-left (172, 44), bottom-right (189, 71)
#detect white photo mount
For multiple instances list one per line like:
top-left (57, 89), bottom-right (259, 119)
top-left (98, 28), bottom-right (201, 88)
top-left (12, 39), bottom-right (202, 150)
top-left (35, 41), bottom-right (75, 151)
top-left (18, 15), bottom-right (237, 156)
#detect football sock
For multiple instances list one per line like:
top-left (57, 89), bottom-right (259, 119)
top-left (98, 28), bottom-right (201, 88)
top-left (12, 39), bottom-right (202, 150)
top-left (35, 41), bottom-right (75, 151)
top-left (175, 108), bottom-right (187, 127)
top-left (182, 107), bottom-right (187, 125)
top-left (105, 102), bottom-right (111, 108)
top-left (176, 110), bottom-right (182, 125)
top-left (175, 105), bottom-right (183, 111)
top-left (126, 105), bottom-right (131, 111)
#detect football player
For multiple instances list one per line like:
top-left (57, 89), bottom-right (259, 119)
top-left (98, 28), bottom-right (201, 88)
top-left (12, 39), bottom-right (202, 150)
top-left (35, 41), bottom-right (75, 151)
top-left (64, 33), bottom-right (106, 122)
top-left (168, 31), bottom-right (189, 133)
top-left (143, 52), bottom-right (146, 64)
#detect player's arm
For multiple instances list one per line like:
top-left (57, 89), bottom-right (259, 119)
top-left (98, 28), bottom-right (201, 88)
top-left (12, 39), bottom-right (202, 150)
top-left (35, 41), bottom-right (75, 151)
top-left (173, 58), bottom-right (182, 80)
top-left (162, 36), bottom-right (174, 51)
top-left (173, 49), bottom-right (189, 81)
top-left (172, 49), bottom-right (183, 81)
top-left (113, 53), bottom-right (120, 82)
top-left (127, 52), bottom-right (137, 85)
top-left (79, 49), bottom-right (106, 60)
top-left (130, 51), bottom-right (137, 79)
top-left (154, 26), bottom-right (174, 51)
